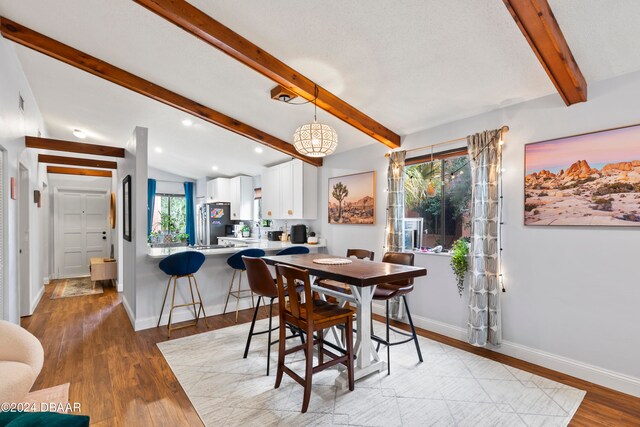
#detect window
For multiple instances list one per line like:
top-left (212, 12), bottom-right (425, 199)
top-left (404, 152), bottom-right (472, 250)
top-left (151, 193), bottom-right (187, 233)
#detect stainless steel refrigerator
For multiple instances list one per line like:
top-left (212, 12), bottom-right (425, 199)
top-left (197, 202), bottom-right (232, 245)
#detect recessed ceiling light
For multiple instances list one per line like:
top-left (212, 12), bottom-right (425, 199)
top-left (155, 147), bottom-right (163, 153)
top-left (73, 129), bottom-right (86, 139)
top-left (182, 119), bottom-right (193, 127)
top-left (254, 147), bottom-right (264, 154)
top-left (211, 165), bottom-right (219, 171)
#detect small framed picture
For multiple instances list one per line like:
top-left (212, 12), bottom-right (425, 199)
top-left (123, 175), bottom-right (132, 242)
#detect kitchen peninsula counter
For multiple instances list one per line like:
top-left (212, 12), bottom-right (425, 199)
top-left (147, 239), bottom-right (326, 259)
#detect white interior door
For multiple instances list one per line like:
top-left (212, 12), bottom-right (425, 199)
top-left (57, 190), bottom-right (109, 278)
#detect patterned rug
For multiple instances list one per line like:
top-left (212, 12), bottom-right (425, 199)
top-left (158, 319), bottom-right (586, 426)
top-left (51, 277), bottom-right (103, 299)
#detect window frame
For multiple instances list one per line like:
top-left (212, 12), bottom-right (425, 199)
top-left (154, 192), bottom-right (187, 233)
top-left (404, 147), bottom-right (470, 250)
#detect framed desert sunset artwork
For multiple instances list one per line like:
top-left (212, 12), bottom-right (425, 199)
top-left (525, 124), bottom-right (640, 226)
top-left (328, 171), bottom-right (375, 224)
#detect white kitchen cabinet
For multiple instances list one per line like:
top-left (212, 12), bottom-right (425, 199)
top-left (229, 176), bottom-right (253, 220)
top-left (262, 159), bottom-right (317, 220)
top-left (261, 166), bottom-right (280, 219)
top-left (206, 178), bottom-right (230, 202)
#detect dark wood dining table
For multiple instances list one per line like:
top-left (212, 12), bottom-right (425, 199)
top-left (262, 253), bottom-right (427, 385)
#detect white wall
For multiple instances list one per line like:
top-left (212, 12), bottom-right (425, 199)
top-left (118, 127), bottom-right (148, 324)
top-left (314, 70), bottom-right (640, 396)
top-left (0, 37), bottom-right (48, 322)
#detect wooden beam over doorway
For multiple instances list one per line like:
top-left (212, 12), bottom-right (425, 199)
top-left (47, 166), bottom-right (112, 177)
top-left (26, 136), bottom-right (125, 158)
top-left (38, 154), bottom-right (118, 169)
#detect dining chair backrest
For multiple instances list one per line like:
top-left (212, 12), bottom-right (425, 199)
top-left (275, 264), bottom-right (314, 326)
top-left (346, 249), bottom-right (375, 261)
top-left (276, 246), bottom-right (310, 256)
top-left (159, 251), bottom-right (206, 277)
top-left (226, 248), bottom-right (266, 270)
top-left (242, 256), bottom-right (278, 298)
top-left (382, 252), bottom-right (415, 286)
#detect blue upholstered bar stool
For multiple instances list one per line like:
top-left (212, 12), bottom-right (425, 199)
top-left (276, 246), bottom-right (310, 256)
top-left (157, 251), bottom-right (209, 338)
top-left (223, 248), bottom-right (266, 322)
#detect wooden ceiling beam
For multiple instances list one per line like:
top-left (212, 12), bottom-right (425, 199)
top-left (26, 136), bottom-right (125, 157)
top-left (133, 0), bottom-right (401, 149)
top-left (1, 17), bottom-right (321, 167)
top-left (38, 154), bottom-right (118, 169)
top-left (47, 166), bottom-right (112, 177)
top-left (503, 0), bottom-right (587, 105)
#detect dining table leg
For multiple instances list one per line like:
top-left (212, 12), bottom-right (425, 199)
top-left (335, 285), bottom-right (385, 388)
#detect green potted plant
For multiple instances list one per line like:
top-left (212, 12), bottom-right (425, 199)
top-left (450, 238), bottom-right (470, 296)
top-left (176, 233), bottom-right (190, 244)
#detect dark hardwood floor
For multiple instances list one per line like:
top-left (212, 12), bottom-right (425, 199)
top-left (21, 280), bottom-right (640, 426)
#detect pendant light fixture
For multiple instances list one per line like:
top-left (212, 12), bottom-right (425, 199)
top-left (427, 145), bottom-right (436, 197)
top-left (293, 86), bottom-right (338, 157)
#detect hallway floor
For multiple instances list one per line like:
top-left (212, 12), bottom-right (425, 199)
top-left (20, 279), bottom-right (640, 426)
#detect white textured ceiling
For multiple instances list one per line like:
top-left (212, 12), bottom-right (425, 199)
top-left (1, 0), bottom-right (640, 179)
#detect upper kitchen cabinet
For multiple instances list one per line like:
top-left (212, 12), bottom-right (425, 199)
top-left (262, 159), bottom-right (317, 220)
top-left (262, 165), bottom-right (280, 219)
top-left (206, 177), bottom-right (230, 202)
top-left (229, 176), bottom-right (253, 220)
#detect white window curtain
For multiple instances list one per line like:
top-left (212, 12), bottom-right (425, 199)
top-left (467, 129), bottom-right (503, 347)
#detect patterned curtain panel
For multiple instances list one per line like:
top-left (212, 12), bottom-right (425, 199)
top-left (467, 130), bottom-right (502, 347)
top-left (385, 151), bottom-right (406, 252)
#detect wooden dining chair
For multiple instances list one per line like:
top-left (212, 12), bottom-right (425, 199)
top-left (274, 263), bottom-right (355, 413)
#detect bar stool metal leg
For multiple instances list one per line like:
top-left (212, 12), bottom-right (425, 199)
top-left (167, 276), bottom-right (178, 338)
top-left (235, 271), bottom-right (243, 322)
top-left (157, 276), bottom-right (172, 328)
top-left (223, 270), bottom-right (237, 315)
top-left (403, 295), bottom-right (422, 362)
top-left (192, 275), bottom-right (209, 328)
top-left (187, 274), bottom-right (198, 321)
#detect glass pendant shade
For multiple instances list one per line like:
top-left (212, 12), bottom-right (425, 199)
top-left (293, 121), bottom-right (338, 158)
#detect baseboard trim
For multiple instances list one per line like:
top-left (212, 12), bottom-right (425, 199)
top-left (134, 299), bottom-right (256, 331)
top-left (29, 285), bottom-right (45, 315)
top-left (121, 295), bottom-right (135, 329)
top-left (371, 304), bottom-right (640, 398)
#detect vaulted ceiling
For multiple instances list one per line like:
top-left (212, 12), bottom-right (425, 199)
top-left (1, 0), bottom-right (640, 179)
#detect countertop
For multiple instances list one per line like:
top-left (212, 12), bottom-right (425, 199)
top-left (147, 238), bottom-right (326, 259)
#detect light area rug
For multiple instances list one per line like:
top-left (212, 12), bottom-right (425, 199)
top-left (51, 277), bottom-right (103, 299)
top-left (158, 319), bottom-right (585, 427)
